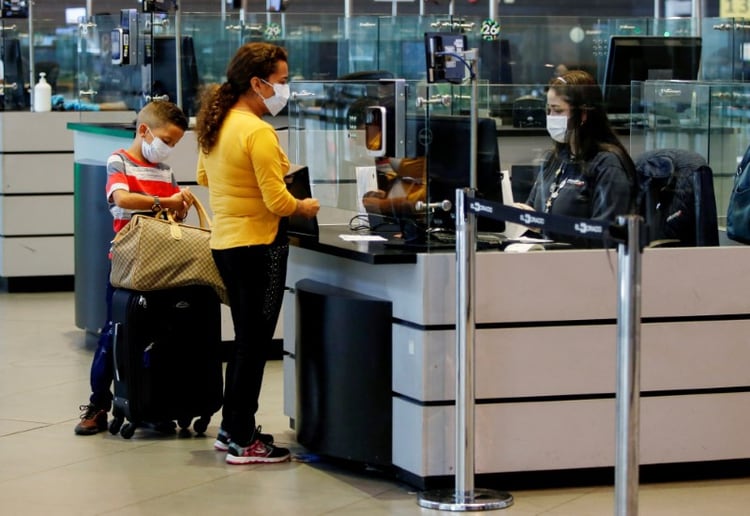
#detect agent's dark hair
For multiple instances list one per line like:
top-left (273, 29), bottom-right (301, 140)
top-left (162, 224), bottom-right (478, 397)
top-left (138, 100), bottom-right (188, 131)
top-left (548, 70), bottom-right (637, 204)
top-left (195, 42), bottom-right (288, 153)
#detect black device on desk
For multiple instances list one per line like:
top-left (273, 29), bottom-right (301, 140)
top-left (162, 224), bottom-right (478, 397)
top-left (284, 165), bottom-right (319, 240)
top-left (404, 114), bottom-right (505, 234)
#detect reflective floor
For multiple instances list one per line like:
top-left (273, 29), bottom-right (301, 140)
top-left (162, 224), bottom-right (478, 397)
top-left (2, 290), bottom-right (750, 515)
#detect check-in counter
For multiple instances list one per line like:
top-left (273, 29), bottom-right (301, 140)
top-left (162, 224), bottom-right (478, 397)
top-left (282, 226), bottom-right (750, 488)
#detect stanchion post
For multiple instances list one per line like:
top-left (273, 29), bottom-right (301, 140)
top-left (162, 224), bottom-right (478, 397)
top-left (417, 189), bottom-right (513, 512)
top-left (615, 215), bottom-right (643, 516)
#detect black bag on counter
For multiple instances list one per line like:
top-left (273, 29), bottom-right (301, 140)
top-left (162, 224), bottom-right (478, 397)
top-left (727, 144), bottom-right (750, 244)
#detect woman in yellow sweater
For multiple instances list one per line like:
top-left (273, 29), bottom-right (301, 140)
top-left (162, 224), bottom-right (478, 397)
top-left (195, 42), bottom-right (319, 465)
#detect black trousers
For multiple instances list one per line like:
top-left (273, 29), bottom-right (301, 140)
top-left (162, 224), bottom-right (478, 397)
top-left (212, 240), bottom-right (288, 447)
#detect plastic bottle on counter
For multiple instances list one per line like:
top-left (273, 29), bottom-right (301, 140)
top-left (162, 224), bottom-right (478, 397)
top-left (33, 72), bottom-right (52, 112)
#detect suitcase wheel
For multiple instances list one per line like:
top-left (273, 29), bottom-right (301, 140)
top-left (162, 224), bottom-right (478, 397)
top-left (120, 423), bottom-right (136, 439)
top-left (193, 417), bottom-right (210, 435)
top-left (109, 416), bottom-right (123, 435)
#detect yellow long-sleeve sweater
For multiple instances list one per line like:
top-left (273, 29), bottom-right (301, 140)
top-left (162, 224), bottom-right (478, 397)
top-left (197, 109), bottom-right (297, 249)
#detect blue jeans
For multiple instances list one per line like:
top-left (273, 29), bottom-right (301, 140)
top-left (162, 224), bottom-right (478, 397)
top-left (89, 275), bottom-right (115, 411)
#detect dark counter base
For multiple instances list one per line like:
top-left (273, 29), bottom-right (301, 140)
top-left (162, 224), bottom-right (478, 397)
top-left (0, 275), bottom-right (74, 293)
top-left (392, 458), bottom-right (750, 492)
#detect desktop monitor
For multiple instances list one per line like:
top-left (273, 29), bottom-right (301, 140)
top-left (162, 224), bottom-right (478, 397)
top-left (64, 7), bottom-right (86, 24)
top-left (479, 38), bottom-right (513, 84)
top-left (149, 35), bottom-right (200, 116)
top-left (405, 115), bottom-right (505, 233)
top-left (602, 36), bottom-right (702, 116)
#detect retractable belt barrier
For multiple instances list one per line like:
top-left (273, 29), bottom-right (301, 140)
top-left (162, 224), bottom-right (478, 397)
top-left (465, 195), bottom-right (643, 248)
top-left (423, 188), bottom-right (643, 516)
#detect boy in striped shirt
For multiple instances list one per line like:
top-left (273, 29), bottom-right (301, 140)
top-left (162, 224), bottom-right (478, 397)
top-left (75, 101), bottom-right (194, 435)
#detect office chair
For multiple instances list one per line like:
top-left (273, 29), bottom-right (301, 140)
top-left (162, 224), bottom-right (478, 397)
top-left (635, 148), bottom-right (719, 247)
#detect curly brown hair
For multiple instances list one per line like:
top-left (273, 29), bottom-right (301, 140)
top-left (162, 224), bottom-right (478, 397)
top-left (195, 42), bottom-right (288, 153)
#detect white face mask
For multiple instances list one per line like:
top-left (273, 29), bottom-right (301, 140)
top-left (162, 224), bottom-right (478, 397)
top-left (546, 115), bottom-right (569, 143)
top-left (259, 79), bottom-right (290, 116)
top-left (141, 127), bottom-right (173, 163)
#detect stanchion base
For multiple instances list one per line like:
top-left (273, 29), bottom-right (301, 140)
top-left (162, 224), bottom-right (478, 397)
top-left (417, 488), bottom-right (513, 511)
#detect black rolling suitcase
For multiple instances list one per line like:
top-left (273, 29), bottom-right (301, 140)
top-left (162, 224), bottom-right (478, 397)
top-left (109, 285), bottom-right (224, 439)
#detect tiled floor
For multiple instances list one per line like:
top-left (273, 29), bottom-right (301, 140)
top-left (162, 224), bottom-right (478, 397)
top-left (2, 290), bottom-right (750, 515)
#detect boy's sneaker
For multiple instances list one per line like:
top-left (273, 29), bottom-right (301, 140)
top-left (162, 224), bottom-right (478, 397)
top-left (214, 426), bottom-right (274, 451)
top-left (213, 428), bottom-right (231, 451)
top-left (225, 439), bottom-right (290, 465)
top-left (74, 404), bottom-right (108, 435)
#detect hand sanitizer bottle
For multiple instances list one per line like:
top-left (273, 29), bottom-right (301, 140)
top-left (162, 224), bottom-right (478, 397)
top-left (33, 72), bottom-right (52, 112)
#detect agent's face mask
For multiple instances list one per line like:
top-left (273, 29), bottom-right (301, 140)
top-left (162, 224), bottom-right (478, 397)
top-left (259, 79), bottom-right (290, 116)
top-left (141, 127), bottom-right (173, 163)
top-left (546, 115), bottom-right (569, 143)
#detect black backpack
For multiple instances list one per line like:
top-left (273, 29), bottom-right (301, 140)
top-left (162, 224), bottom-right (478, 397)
top-left (635, 149), bottom-right (719, 247)
top-left (727, 144), bottom-right (750, 244)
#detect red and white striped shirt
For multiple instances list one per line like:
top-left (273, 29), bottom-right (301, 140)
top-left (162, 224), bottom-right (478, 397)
top-left (105, 150), bottom-right (180, 233)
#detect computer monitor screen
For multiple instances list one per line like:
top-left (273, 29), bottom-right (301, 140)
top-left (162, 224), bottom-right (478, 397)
top-left (602, 36), bottom-right (702, 115)
top-left (150, 35), bottom-right (200, 116)
top-left (406, 115), bottom-right (504, 233)
top-left (64, 7), bottom-right (86, 24)
top-left (479, 38), bottom-right (512, 84)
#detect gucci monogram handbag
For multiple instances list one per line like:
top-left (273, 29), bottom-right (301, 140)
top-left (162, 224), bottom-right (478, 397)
top-left (110, 196), bottom-right (228, 304)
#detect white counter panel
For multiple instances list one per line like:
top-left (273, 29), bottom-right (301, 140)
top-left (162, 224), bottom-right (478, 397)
top-left (0, 112), bottom-right (79, 152)
top-left (0, 236), bottom-right (73, 276)
top-left (0, 153), bottom-right (74, 193)
top-left (0, 195), bottom-right (73, 235)
top-left (394, 392), bottom-right (750, 476)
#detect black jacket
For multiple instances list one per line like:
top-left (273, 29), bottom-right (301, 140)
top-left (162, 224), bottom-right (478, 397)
top-left (526, 148), bottom-right (634, 247)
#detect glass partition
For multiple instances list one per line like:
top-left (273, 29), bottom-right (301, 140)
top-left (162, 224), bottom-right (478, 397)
top-left (4, 12), bottom-right (749, 115)
top-left (633, 79), bottom-right (750, 226)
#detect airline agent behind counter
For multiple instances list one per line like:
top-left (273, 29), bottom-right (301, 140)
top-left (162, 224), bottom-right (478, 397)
top-left (516, 70), bottom-right (636, 248)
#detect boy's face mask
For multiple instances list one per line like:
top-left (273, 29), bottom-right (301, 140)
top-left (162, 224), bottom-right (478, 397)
top-left (141, 126), bottom-right (173, 163)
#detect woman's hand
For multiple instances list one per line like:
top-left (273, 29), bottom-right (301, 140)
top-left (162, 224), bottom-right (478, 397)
top-left (512, 202), bottom-right (534, 211)
top-left (296, 198), bottom-right (320, 219)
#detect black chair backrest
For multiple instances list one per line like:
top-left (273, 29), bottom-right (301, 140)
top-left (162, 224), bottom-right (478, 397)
top-left (635, 149), bottom-right (719, 246)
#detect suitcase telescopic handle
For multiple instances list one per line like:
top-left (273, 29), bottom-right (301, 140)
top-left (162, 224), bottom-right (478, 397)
top-left (112, 322), bottom-right (121, 382)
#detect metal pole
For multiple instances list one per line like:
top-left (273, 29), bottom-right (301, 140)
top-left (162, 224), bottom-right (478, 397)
top-left (469, 60), bottom-right (477, 190)
top-left (344, 0), bottom-right (351, 39)
top-left (489, 0), bottom-right (497, 21)
top-left (27, 0), bottom-right (34, 112)
top-left (417, 51), bottom-right (512, 513)
top-left (456, 186), bottom-right (475, 500)
top-left (174, 5), bottom-right (183, 111)
top-left (691, 0), bottom-right (703, 37)
top-left (615, 215), bottom-right (643, 516)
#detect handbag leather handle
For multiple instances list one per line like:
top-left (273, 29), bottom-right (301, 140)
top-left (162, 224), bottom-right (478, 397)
top-left (191, 196), bottom-right (213, 229)
top-left (164, 196), bottom-right (213, 240)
